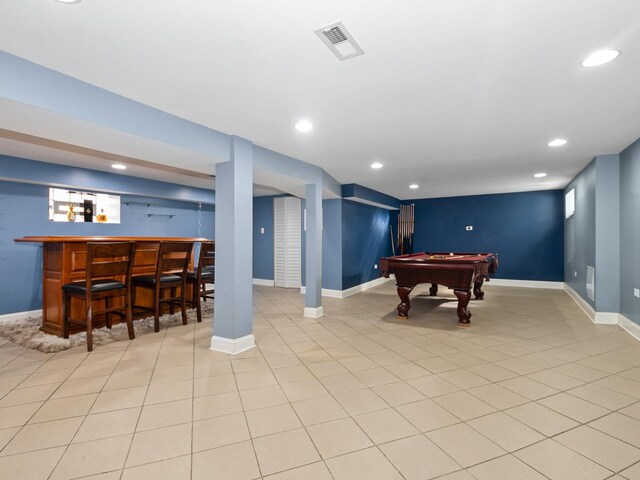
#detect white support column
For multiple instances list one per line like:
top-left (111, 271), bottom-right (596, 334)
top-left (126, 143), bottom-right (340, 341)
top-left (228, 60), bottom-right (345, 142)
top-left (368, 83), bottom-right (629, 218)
top-left (304, 181), bottom-right (323, 318)
top-left (211, 136), bottom-right (255, 354)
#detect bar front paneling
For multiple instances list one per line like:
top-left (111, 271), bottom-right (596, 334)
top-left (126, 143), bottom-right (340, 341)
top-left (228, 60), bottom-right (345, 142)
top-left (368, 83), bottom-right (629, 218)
top-left (15, 236), bottom-right (210, 336)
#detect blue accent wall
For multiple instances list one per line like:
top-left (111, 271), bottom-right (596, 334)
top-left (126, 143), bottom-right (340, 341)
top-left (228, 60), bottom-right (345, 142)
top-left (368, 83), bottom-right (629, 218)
top-left (341, 200), bottom-right (393, 289)
top-left (0, 179), bottom-right (214, 315)
top-left (407, 190), bottom-right (564, 281)
top-left (620, 138), bottom-right (640, 325)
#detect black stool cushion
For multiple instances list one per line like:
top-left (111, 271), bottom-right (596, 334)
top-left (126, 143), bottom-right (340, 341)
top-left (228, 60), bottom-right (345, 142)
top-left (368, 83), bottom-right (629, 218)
top-left (186, 270), bottom-right (215, 282)
top-left (133, 274), bottom-right (183, 286)
top-left (62, 279), bottom-right (125, 294)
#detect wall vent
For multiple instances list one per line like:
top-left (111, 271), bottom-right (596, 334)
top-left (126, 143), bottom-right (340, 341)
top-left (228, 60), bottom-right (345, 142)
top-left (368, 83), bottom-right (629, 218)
top-left (315, 21), bottom-right (364, 61)
top-left (586, 266), bottom-right (595, 301)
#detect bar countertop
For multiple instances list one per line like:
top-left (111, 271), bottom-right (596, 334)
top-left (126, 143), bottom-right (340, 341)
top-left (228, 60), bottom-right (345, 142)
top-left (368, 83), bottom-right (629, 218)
top-left (15, 236), bottom-right (211, 243)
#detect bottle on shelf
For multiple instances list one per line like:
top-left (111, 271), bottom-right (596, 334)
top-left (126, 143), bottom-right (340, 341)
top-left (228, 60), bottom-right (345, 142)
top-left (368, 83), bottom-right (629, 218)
top-left (66, 204), bottom-right (76, 222)
top-left (96, 209), bottom-right (108, 223)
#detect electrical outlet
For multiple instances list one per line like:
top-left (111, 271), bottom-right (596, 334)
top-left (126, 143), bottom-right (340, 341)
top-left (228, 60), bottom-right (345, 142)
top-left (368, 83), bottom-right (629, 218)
top-left (634, 288), bottom-right (640, 298)
top-left (465, 226), bottom-right (473, 231)
top-left (374, 264), bottom-right (378, 270)
top-left (574, 271), bottom-right (578, 278)
top-left (260, 227), bottom-right (265, 234)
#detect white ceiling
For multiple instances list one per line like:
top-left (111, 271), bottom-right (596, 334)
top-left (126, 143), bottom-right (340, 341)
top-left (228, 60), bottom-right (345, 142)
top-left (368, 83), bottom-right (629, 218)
top-left (1, 0), bottom-right (639, 200)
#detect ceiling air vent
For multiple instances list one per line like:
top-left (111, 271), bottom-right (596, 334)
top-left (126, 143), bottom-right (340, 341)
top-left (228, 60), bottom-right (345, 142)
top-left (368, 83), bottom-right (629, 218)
top-left (315, 21), bottom-right (364, 61)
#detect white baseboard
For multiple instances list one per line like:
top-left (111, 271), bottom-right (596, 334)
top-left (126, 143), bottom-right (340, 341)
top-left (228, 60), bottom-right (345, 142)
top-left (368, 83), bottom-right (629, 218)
top-left (253, 278), bottom-right (275, 286)
top-left (303, 306), bottom-right (324, 318)
top-left (210, 334), bottom-right (255, 355)
top-left (488, 279), bottom-right (564, 289)
top-left (319, 289), bottom-right (342, 298)
top-left (0, 309), bottom-right (42, 324)
top-left (300, 276), bottom-right (392, 299)
top-left (563, 283), bottom-right (596, 321)
top-left (301, 276), bottom-right (562, 298)
top-left (341, 276), bottom-right (392, 298)
top-left (619, 315), bottom-right (640, 342)
top-left (300, 286), bottom-right (343, 298)
top-left (594, 312), bottom-right (620, 325)
top-left (563, 285), bottom-right (640, 342)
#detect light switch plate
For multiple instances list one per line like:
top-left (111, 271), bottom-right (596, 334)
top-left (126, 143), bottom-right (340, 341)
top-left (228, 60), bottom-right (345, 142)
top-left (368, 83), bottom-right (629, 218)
top-left (634, 288), bottom-right (640, 298)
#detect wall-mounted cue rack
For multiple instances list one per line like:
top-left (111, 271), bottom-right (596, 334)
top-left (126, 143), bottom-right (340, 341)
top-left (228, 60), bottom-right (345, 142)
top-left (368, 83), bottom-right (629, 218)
top-left (398, 203), bottom-right (415, 255)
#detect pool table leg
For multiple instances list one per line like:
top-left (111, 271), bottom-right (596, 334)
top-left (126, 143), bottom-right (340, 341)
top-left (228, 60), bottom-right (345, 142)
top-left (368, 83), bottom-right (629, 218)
top-left (473, 278), bottom-right (485, 300)
top-left (396, 285), bottom-right (414, 320)
top-left (429, 283), bottom-right (438, 296)
top-left (454, 289), bottom-right (472, 327)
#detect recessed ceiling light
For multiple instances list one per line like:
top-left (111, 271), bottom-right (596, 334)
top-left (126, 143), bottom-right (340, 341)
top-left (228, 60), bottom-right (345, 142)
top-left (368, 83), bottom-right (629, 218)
top-left (581, 49), bottom-right (620, 67)
top-left (295, 120), bottom-right (313, 132)
top-left (111, 164), bottom-right (127, 170)
top-left (548, 138), bottom-right (567, 147)
top-left (409, 184), bottom-right (419, 189)
top-left (371, 162), bottom-right (383, 169)
top-left (534, 172), bottom-right (547, 178)
top-left (54, 0), bottom-right (82, 4)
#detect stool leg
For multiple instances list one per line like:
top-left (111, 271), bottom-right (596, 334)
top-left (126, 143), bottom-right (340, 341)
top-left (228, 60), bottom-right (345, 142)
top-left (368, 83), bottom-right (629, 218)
top-left (62, 293), bottom-right (70, 339)
top-left (131, 284), bottom-right (138, 312)
top-left (169, 287), bottom-right (176, 314)
top-left (196, 282), bottom-right (202, 323)
top-left (154, 286), bottom-right (161, 333)
top-left (180, 284), bottom-right (188, 325)
top-left (105, 296), bottom-right (112, 329)
top-left (125, 288), bottom-right (135, 341)
top-left (86, 301), bottom-right (93, 352)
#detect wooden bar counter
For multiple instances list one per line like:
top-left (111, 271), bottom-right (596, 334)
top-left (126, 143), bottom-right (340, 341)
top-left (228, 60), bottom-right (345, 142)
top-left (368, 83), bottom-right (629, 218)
top-left (14, 236), bottom-right (210, 336)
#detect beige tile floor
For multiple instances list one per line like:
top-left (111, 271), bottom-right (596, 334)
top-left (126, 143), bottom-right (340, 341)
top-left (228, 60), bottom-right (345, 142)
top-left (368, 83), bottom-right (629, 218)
top-left (1, 283), bottom-right (640, 479)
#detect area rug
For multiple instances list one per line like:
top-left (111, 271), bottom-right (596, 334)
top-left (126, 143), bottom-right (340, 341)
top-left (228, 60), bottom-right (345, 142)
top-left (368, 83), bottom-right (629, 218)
top-left (0, 302), bottom-right (213, 353)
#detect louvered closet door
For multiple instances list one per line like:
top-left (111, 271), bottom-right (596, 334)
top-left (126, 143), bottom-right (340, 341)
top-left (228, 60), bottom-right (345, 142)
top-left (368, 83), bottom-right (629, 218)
top-left (274, 198), bottom-right (286, 287)
top-left (274, 197), bottom-right (301, 288)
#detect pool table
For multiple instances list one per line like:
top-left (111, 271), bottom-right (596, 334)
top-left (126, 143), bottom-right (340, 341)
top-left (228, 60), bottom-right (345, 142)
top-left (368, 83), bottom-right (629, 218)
top-left (380, 252), bottom-right (498, 327)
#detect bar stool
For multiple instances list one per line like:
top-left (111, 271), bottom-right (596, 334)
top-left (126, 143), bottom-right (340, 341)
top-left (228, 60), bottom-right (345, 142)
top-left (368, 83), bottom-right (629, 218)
top-left (62, 242), bottom-right (136, 352)
top-left (187, 241), bottom-right (215, 323)
top-left (132, 241), bottom-right (194, 332)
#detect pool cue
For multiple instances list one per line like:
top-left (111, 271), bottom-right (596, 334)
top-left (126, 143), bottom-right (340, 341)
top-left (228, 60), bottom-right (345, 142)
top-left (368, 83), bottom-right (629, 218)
top-left (409, 203), bottom-right (414, 254)
top-left (398, 209), bottom-right (401, 255)
top-left (399, 206), bottom-right (405, 255)
top-left (390, 225), bottom-right (396, 256)
top-left (404, 204), bottom-right (408, 254)
top-left (398, 207), bottom-right (402, 255)
top-left (402, 205), bottom-right (407, 254)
